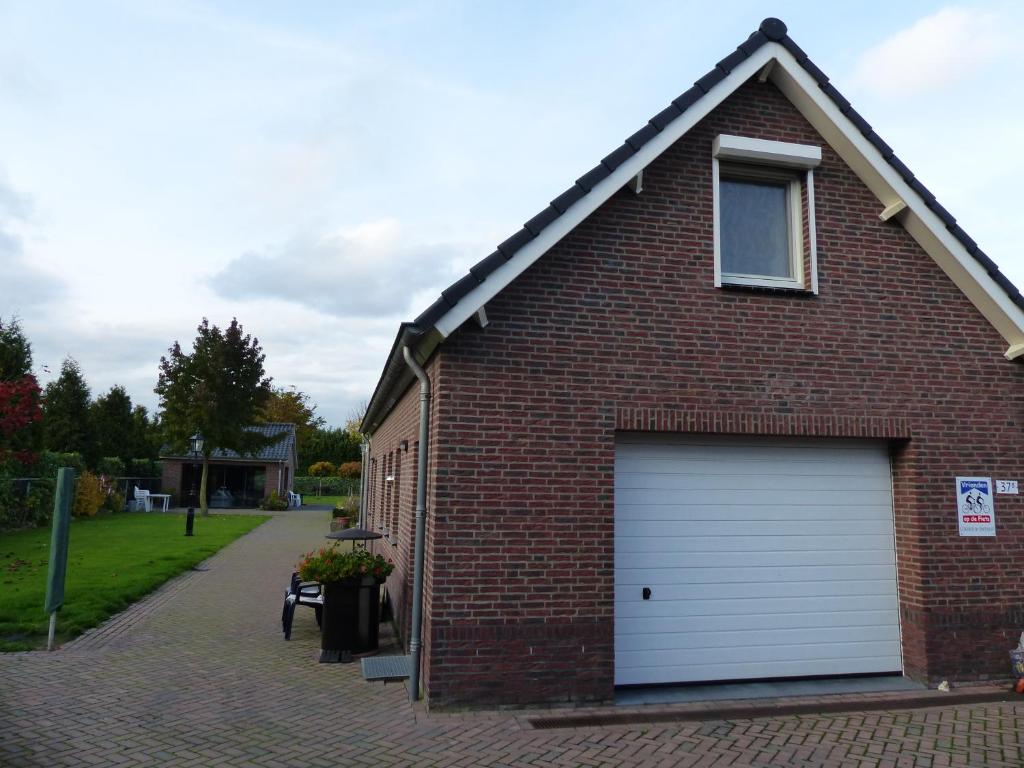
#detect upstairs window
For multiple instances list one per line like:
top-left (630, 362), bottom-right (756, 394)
top-left (712, 135), bottom-right (821, 292)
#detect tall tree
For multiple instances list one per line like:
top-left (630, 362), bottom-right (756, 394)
top-left (42, 357), bottom-right (93, 462)
top-left (129, 405), bottom-right (159, 462)
top-left (155, 318), bottom-right (273, 514)
top-left (299, 426), bottom-right (361, 474)
top-left (90, 385), bottom-right (134, 464)
top-left (258, 387), bottom-right (324, 450)
top-left (0, 317), bottom-right (41, 467)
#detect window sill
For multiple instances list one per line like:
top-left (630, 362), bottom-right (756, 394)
top-left (718, 282), bottom-right (816, 298)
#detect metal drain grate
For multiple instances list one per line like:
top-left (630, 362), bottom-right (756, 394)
top-left (362, 654), bottom-right (412, 681)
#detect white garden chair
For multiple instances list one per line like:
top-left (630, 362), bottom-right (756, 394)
top-left (133, 486), bottom-right (152, 512)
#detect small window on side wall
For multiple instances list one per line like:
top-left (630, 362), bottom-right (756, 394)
top-left (713, 135), bottom-right (821, 292)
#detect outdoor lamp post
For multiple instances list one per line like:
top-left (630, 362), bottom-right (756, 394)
top-left (185, 431), bottom-right (203, 536)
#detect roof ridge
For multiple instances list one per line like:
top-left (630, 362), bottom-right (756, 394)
top-left (409, 17), bottom-right (1022, 330)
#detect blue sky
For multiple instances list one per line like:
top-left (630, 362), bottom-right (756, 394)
top-left (1, 1), bottom-right (1021, 425)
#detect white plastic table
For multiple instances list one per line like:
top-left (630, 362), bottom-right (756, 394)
top-left (148, 493), bottom-right (171, 512)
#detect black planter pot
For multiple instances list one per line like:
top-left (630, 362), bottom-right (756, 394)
top-left (319, 576), bottom-right (382, 663)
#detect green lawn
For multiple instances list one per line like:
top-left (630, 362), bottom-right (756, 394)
top-left (303, 494), bottom-right (344, 507)
top-left (0, 512), bottom-right (267, 651)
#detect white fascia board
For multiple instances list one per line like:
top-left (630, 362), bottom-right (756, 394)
top-left (432, 44), bottom-right (779, 339)
top-left (713, 134), bottom-right (821, 169)
top-left (768, 48), bottom-right (1024, 352)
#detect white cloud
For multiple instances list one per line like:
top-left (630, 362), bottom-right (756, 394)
top-left (211, 219), bottom-right (478, 319)
top-left (0, 173), bottom-right (64, 314)
top-left (851, 7), bottom-right (1010, 98)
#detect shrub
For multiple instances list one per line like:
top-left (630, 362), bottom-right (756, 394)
top-left (259, 491), bottom-right (288, 511)
top-left (96, 456), bottom-right (125, 477)
top-left (72, 471), bottom-right (105, 518)
top-left (308, 461), bottom-right (335, 477)
top-left (337, 461), bottom-right (361, 479)
top-left (333, 496), bottom-right (359, 518)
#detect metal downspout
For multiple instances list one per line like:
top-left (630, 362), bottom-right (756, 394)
top-left (358, 438), bottom-right (370, 528)
top-left (403, 345), bottom-right (430, 702)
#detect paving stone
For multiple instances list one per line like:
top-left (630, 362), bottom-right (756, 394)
top-left (3, 508), bottom-right (1024, 766)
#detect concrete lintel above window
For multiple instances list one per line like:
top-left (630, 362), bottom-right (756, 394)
top-left (713, 134), bottom-right (821, 170)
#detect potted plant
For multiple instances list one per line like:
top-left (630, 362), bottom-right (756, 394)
top-left (329, 495), bottom-right (360, 531)
top-left (297, 545), bottom-right (394, 662)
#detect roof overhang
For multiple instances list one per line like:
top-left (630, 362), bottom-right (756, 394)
top-left (361, 24), bottom-right (1024, 433)
top-left (430, 42), bottom-right (1024, 354)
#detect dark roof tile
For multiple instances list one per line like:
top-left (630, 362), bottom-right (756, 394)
top-left (469, 250), bottom-right (508, 281)
top-left (575, 164), bottom-right (612, 192)
top-left (887, 154), bottom-right (914, 181)
top-left (819, 82), bottom-right (851, 113)
top-left (845, 109), bottom-right (872, 137)
top-left (738, 30), bottom-right (768, 56)
top-left (601, 143), bottom-right (635, 171)
top-left (694, 68), bottom-right (726, 94)
top-left (524, 205), bottom-right (561, 235)
top-left (550, 185), bottom-right (586, 213)
top-left (780, 36), bottom-right (807, 60)
top-left (972, 249), bottom-right (998, 273)
top-left (441, 273), bottom-right (482, 306)
top-left (163, 423), bottom-right (296, 462)
top-left (672, 86), bottom-right (704, 113)
top-left (716, 48), bottom-right (748, 74)
top-left (948, 225), bottom-right (978, 253)
top-left (993, 271), bottom-right (1021, 300)
top-left (927, 201), bottom-right (956, 229)
top-left (908, 178), bottom-right (936, 206)
top-left (864, 131), bottom-right (894, 159)
top-left (759, 17), bottom-right (788, 40)
top-left (496, 227), bottom-right (535, 258)
top-left (413, 298), bottom-right (448, 330)
top-left (800, 56), bottom-right (828, 85)
top-left (625, 123), bottom-right (659, 150)
top-left (649, 103), bottom-right (682, 131)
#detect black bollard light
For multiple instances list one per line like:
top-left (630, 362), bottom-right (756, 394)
top-left (185, 506), bottom-right (195, 536)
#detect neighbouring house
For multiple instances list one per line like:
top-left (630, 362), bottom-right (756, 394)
top-left (360, 18), bottom-right (1024, 708)
top-left (160, 423), bottom-right (297, 508)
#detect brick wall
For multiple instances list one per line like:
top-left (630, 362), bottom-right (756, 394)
top-left (372, 77), bottom-right (1024, 707)
top-left (366, 356), bottom-right (442, 663)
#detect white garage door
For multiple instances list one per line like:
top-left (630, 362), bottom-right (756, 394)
top-left (615, 434), bottom-right (901, 686)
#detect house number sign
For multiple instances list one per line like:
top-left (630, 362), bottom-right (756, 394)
top-left (996, 480), bottom-right (1018, 494)
top-left (955, 477), bottom-right (996, 537)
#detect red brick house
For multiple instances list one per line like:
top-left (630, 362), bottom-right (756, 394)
top-left (360, 18), bottom-right (1024, 708)
top-left (161, 423), bottom-right (297, 508)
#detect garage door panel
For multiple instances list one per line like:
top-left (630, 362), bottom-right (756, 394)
top-left (615, 578), bottom-right (895, 602)
top-left (617, 639), bottom-right (902, 668)
top-left (615, 435), bottom-right (899, 685)
top-left (616, 593), bottom-right (898, 618)
top-left (617, 609), bottom-right (900, 636)
top-left (616, 549), bottom-right (896, 569)
top-left (616, 534), bottom-right (892, 554)
top-left (615, 438), bottom-right (889, 464)
top-left (615, 502), bottom-right (895, 522)
top-left (615, 564), bottom-right (897, 586)
top-left (619, 518), bottom-right (895, 538)
top-left (618, 656), bottom-right (902, 686)
top-left (617, 488), bottom-right (894, 507)
top-left (616, 624), bottom-right (900, 653)
top-left (615, 472), bottom-right (892, 492)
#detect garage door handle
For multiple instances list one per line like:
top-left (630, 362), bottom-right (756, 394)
top-left (642, 587), bottom-right (651, 600)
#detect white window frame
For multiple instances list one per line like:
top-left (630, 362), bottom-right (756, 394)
top-left (712, 134), bottom-right (821, 293)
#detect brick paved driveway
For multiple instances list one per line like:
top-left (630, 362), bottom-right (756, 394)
top-left (2, 509), bottom-right (1022, 767)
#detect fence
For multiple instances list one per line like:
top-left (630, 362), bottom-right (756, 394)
top-left (293, 476), bottom-right (361, 497)
top-left (1, 474), bottom-right (162, 530)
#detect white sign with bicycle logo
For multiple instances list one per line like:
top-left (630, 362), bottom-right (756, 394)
top-left (956, 477), bottom-right (996, 536)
